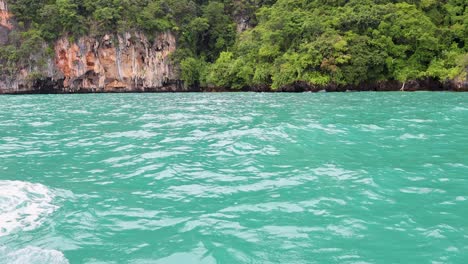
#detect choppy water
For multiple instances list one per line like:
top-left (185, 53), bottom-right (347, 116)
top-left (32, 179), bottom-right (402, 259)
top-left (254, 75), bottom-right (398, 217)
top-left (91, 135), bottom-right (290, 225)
top-left (0, 93), bottom-right (467, 263)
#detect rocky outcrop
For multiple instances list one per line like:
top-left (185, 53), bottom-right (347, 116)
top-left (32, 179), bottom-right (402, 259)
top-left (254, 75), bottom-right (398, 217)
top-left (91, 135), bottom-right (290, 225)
top-left (0, 0), bottom-right (185, 93)
top-left (54, 32), bottom-right (180, 92)
top-left (452, 68), bottom-right (468, 92)
top-left (0, 0), bottom-right (466, 94)
top-left (0, 0), bottom-right (12, 45)
top-left (235, 16), bottom-right (252, 33)
top-left (0, 1), bottom-right (12, 30)
top-left (0, 31), bottom-right (182, 93)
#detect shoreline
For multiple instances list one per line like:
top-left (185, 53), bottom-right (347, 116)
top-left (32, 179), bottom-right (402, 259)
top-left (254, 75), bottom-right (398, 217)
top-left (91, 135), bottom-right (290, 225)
top-left (0, 78), bottom-right (467, 94)
top-left (1, 89), bottom-right (467, 95)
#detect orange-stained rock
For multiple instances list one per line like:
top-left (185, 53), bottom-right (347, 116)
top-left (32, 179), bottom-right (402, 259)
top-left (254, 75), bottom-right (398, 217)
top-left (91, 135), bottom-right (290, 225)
top-left (105, 80), bottom-right (127, 90)
top-left (53, 32), bottom-right (178, 92)
top-left (0, 1), bottom-right (13, 30)
top-left (0, 0), bottom-right (12, 45)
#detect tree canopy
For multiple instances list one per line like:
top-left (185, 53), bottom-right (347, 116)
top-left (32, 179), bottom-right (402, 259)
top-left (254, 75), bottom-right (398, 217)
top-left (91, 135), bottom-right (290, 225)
top-left (2, 0), bottom-right (467, 88)
top-left (203, 0), bottom-right (467, 89)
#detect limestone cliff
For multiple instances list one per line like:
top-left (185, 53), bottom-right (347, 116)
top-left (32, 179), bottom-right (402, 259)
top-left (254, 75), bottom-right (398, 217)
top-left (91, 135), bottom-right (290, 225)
top-left (0, 33), bottom-right (181, 93)
top-left (0, 0), bottom-right (182, 93)
top-left (54, 32), bottom-right (179, 92)
top-left (0, 0), bottom-right (466, 93)
top-left (0, 0), bottom-right (12, 45)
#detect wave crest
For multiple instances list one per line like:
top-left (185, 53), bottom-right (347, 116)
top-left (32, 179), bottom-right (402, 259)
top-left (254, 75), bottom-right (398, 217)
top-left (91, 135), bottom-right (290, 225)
top-left (0, 180), bottom-right (57, 237)
top-left (0, 246), bottom-right (69, 264)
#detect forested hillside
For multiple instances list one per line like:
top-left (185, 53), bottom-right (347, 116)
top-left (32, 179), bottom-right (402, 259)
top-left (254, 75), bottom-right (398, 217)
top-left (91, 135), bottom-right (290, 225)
top-left (1, 0), bottom-right (467, 91)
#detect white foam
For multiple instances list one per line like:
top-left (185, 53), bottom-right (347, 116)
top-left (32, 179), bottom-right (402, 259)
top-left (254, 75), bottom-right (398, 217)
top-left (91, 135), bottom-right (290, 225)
top-left (0, 180), bottom-right (57, 237)
top-left (29, 122), bottom-right (53, 127)
top-left (0, 246), bottom-right (69, 264)
top-left (359, 124), bottom-right (384, 132)
top-left (453, 106), bottom-right (468, 111)
top-left (399, 133), bottom-right (427, 140)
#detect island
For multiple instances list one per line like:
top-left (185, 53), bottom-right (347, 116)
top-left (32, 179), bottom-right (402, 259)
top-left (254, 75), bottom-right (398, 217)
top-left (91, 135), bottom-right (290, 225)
top-left (0, 0), bottom-right (466, 93)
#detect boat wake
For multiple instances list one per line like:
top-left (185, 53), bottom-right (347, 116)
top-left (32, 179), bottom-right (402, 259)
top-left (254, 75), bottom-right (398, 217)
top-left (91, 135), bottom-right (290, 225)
top-left (0, 246), bottom-right (69, 264)
top-left (0, 181), bottom-right (69, 263)
top-left (0, 180), bottom-right (57, 237)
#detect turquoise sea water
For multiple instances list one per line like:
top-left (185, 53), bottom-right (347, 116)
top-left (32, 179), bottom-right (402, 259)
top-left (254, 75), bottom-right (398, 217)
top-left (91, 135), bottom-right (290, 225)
top-left (0, 93), bottom-right (467, 263)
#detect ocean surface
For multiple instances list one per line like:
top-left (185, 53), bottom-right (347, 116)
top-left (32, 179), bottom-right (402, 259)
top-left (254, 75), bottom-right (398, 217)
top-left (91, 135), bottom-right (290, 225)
top-left (0, 93), bottom-right (467, 263)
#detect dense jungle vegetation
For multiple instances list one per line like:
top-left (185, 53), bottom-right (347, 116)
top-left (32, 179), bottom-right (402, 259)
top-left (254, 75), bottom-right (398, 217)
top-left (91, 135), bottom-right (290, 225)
top-left (3, 0), bottom-right (468, 88)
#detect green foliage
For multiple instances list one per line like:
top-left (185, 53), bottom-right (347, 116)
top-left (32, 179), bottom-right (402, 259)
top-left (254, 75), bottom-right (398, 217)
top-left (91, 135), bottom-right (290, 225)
top-left (2, 0), bottom-right (467, 87)
top-left (206, 51), bottom-right (235, 88)
top-left (0, 27), bottom-right (51, 76)
top-left (204, 0), bottom-right (467, 89)
top-left (180, 57), bottom-right (207, 87)
top-left (0, 45), bottom-right (19, 75)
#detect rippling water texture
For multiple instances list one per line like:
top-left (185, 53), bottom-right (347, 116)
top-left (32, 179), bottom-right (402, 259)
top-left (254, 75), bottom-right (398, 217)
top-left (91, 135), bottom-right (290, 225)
top-left (0, 93), bottom-right (467, 263)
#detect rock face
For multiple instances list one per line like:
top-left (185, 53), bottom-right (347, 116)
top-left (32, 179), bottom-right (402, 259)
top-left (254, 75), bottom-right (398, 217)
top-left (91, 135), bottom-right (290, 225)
top-left (0, 0), bottom-right (12, 45)
top-left (0, 31), bottom-right (182, 93)
top-left (235, 16), bottom-right (252, 33)
top-left (0, 0), bottom-right (466, 93)
top-left (0, 1), bottom-right (12, 30)
top-left (54, 32), bottom-right (180, 92)
top-left (453, 68), bottom-right (468, 92)
top-left (0, 0), bottom-right (182, 93)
